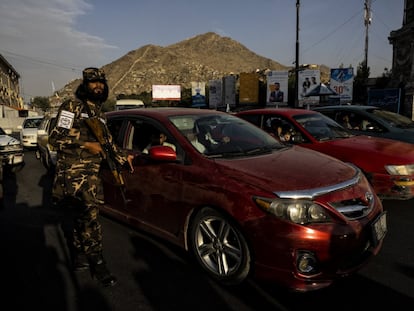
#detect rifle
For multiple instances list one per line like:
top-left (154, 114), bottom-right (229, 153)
top-left (85, 117), bottom-right (129, 204)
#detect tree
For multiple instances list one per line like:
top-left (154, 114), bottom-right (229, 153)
top-left (32, 96), bottom-right (50, 112)
top-left (353, 61), bottom-right (370, 103)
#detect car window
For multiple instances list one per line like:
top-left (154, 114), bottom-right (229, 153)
top-left (107, 117), bottom-right (178, 156)
top-left (371, 109), bottom-right (414, 129)
top-left (23, 117), bottom-right (43, 128)
top-left (170, 113), bottom-right (283, 157)
top-left (294, 113), bottom-right (352, 141)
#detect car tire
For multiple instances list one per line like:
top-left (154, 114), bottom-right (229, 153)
top-left (188, 207), bottom-right (251, 285)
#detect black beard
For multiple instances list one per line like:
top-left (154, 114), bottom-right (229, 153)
top-left (86, 84), bottom-right (108, 102)
top-left (87, 89), bottom-right (106, 101)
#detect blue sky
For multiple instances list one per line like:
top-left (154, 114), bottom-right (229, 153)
top-left (0, 0), bottom-right (404, 101)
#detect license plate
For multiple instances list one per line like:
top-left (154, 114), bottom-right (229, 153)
top-left (371, 212), bottom-right (387, 246)
top-left (10, 155), bottom-right (24, 165)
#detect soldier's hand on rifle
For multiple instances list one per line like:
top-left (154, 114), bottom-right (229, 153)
top-left (83, 141), bottom-right (103, 155)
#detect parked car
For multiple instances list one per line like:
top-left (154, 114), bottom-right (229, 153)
top-left (0, 126), bottom-right (24, 173)
top-left (18, 116), bottom-right (44, 149)
top-left (313, 105), bottom-right (414, 144)
top-left (36, 113), bottom-right (57, 170)
top-left (236, 108), bottom-right (414, 200)
top-left (99, 107), bottom-right (386, 292)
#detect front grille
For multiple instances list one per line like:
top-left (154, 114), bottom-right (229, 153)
top-left (330, 198), bottom-right (373, 220)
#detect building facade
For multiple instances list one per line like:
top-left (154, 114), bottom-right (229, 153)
top-left (389, 0), bottom-right (414, 118)
top-left (0, 54), bottom-right (23, 111)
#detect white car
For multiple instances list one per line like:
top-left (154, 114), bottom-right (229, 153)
top-left (0, 126), bottom-right (24, 172)
top-left (18, 116), bottom-right (44, 149)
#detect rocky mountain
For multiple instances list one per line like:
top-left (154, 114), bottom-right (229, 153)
top-left (56, 32), bottom-right (328, 102)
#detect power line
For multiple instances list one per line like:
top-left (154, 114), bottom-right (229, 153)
top-left (0, 48), bottom-right (83, 73)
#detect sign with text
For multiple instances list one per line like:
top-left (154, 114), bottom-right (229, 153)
top-left (267, 71), bottom-right (288, 105)
top-left (191, 81), bottom-right (206, 107)
top-left (330, 68), bottom-right (354, 102)
top-left (208, 79), bottom-right (223, 109)
top-left (152, 85), bottom-right (181, 101)
top-left (298, 69), bottom-right (320, 104)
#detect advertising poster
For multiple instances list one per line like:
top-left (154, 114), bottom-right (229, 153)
top-left (152, 85), bottom-right (181, 101)
top-left (298, 69), bottom-right (320, 104)
top-left (267, 71), bottom-right (288, 105)
top-left (223, 75), bottom-right (236, 111)
top-left (368, 88), bottom-right (401, 113)
top-left (191, 81), bottom-right (206, 108)
top-left (208, 79), bottom-right (222, 109)
top-left (239, 72), bottom-right (259, 105)
top-left (330, 68), bottom-right (354, 102)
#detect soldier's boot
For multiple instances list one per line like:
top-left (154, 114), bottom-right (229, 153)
top-left (88, 253), bottom-right (117, 287)
top-left (73, 252), bottom-right (89, 271)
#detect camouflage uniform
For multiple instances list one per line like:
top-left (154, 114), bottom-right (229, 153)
top-left (49, 68), bottom-right (128, 286)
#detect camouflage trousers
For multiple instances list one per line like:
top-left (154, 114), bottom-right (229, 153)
top-left (53, 158), bottom-right (105, 255)
top-left (73, 204), bottom-right (103, 255)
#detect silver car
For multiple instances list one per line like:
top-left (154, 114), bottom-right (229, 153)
top-left (36, 113), bottom-right (57, 170)
top-left (0, 126), bottom-right (24, 173)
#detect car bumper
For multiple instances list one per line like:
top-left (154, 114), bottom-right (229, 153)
top-left (21, 140), bottom-right (38, 148)
top-left (371, 173), bottom-right (414, 200)
top-left (0, 152), bottom-right (24, 166)
top-left (245, 207), bottom-right (385, 292)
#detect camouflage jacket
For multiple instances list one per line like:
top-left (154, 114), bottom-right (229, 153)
top-left (49, 99), bottom-right (128, 201)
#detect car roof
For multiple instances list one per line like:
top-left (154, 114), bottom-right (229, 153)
top-left (106, 107), bottom-right (229, 118)
top-left (314, 105), bottom-right (379, 111)
top-left (25, 115), bottom-right (44, 119)
top-left (236, 108), bottom-right (320, 117)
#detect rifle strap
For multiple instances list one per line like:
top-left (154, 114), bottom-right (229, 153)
top-left (83, 100), bottom-right (95, 118)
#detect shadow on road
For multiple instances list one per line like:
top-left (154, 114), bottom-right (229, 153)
top-left (0, 170), bottom-right (111, 311)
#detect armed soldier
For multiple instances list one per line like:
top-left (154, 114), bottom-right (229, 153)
top-left (49, 67), bottom-right (133, 287)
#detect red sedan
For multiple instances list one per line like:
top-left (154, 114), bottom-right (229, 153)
top-left (101, 107), bottom-right (386, 292)
top-left (236, 108), bottom-right (414, 200)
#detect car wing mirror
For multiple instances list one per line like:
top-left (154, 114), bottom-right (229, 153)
top-left (149, 145), bottom-right (177, 162)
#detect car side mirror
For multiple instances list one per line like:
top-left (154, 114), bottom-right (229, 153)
top-left (290, 134), bottom-right (304, 143)
top-left (149, 145), bottom-right (177, 161)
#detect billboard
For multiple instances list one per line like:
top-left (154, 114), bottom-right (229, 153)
top-left (368, 88), bottom-right (401, 113)
top-left (191, 82), bottom-right (206, 107)
top-left (239, 72), bottom-right (259, 105)
top-left (152, 85), bottom-right (181, 101)
top-left (267, 70), bottom-right (288, 105)
top-left (330, 68), bottom-right (354, 102)
top-left (223, 75), bottom-right (236, 111)
top-left (298, 69), bottom-right (320, 104)
top-left (208, 79), bottom-right (222, 109)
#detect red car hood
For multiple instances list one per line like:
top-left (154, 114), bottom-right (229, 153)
top-left (214, 146), bottom-right (357, 192)
top-left (309, 136), bottom-right (414, 168)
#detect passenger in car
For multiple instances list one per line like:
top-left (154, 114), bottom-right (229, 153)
top-left (279, 125), bottom-right (292, 142)
top-left (143, 131), bottom-right (176, 154)
top-left (270, 119), bottom-right (283, 138)
top-left (185, 127), bottom-right (206, 153)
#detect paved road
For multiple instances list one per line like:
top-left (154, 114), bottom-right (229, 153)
top-left (1, 150), bottom-right (414, 310)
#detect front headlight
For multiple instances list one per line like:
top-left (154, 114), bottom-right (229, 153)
top-left (253, 196), bottom-right (331, 224)
top-left (385, 164), bottom-right (414, 175)
top-left (0, 144), bottom-right (21, 151)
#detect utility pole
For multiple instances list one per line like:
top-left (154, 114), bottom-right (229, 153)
top-left (364, 0), bottom-right (372, 74)
top-left (295, 0), bottom-right (300, 108)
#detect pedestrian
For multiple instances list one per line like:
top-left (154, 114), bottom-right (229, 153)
top-left (49, 67), bottom-right (134, 287)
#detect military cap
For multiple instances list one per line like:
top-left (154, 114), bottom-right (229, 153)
top-left (82, 67), bottom-right (106, 82)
